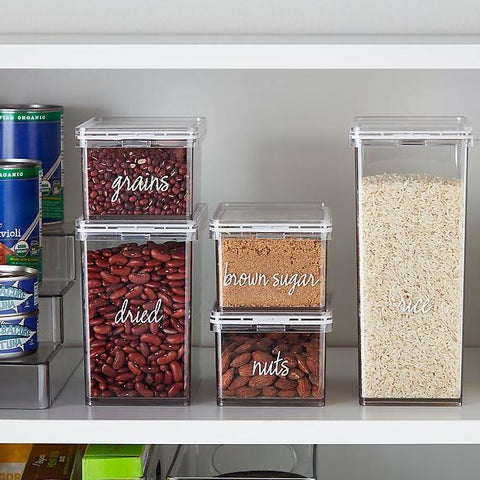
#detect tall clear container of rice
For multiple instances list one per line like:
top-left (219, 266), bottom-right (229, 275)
top-left (350, 116), bottom-right (472, 406)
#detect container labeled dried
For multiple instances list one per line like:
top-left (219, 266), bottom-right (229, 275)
top-left (211, 310), bottom-right (332, 406)
top-left (76, 117), bottom-right (205, 220)
top-left (351, 116), bottom-right (472, 406)
top-left (75, 204), bottom-right (206, 405)
top-left (210, 203), bottom-right (332, 310)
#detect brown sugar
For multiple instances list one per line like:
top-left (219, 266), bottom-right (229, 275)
top-left (218, 237), bottom-right (326, 308)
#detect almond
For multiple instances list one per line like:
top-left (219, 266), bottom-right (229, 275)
top-left (297, 377), bottom-right (311, 398)
top-left (222, 368), bottom-right (235, 390)
top-left (249, 374), bottom-right (276, 388)
top-left (287, 368), bottom-right (305, 380)
top-left (252, 350), bottom-right (274, 363)
top-left (234, 339), bottom-right (256, 354)
top-left (238, 362), bottom-right (255, 377)
top-left (262, 386), bottom-right (278, 397)
top-left (236, 386), bottom-right (261, 398)
top-left (297, 354), bottom-right (310, 375)
top-left (278, 388), bottom-right (297, 397)
top-left (221, 351), bottom-right (233, 373)
top-left (255, 339), bottom-right (273, 351)
top-left (230, 352), bottom-right (251, 367)
top-left (224, 341), bottom-right (241, 354)
top-left (275, 377), bottom-right (297, 390)
top-left (306, 355), bottom-right (319, 377)
top-left (312, 383), bottom-right (323, 399)
top-left (229, 375), bottom-right (250, 390)
top-left (309, 373), bottom-right (320, 386)
top-left (272, 343), bottom-right (289, 355)
top-left (283, 353), bottom-right (298, 369)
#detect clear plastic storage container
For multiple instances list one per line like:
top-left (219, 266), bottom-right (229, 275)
top-left (351, 116), bottom-right (472, 406)
top-left (76, 117), bottom-right (206, 220)
top-left (167, 445), bottom-right (316, 480)
top-left (75, 204), bottom-right (206, 405)
top-left (210, 203), bottom-right (332, 310)
top-left (211, 309), bottom-right (332, 406)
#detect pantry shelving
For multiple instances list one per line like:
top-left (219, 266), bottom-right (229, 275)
top-left (2, 35), bottom-right (480, 69)
top-left (0, 347), bottom-right (480, 444)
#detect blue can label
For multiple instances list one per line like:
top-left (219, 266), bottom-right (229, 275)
top-left (0, 163), bottom-right (42, 278)
top-left (0, 275), bottom-right (38, 316)
top-left (0, 311), bottom-right (38, 356)
top-left (0, 108), bottom-right (63, 224)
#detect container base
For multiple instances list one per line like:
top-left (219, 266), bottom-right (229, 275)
top-left (218, 397), bottom-right (325, 407)
top-left (86, 396), bottom-right (191, 406)
top-left (360, 397), bottom-right (462, 406)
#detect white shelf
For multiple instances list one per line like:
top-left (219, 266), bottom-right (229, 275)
top-left (1, 347), bottom-right (480, 444)
top-left (2, 35), bottom-right (480, 69)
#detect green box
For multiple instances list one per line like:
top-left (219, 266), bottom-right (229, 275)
top-left (82, 445), bottom-right (149, 480)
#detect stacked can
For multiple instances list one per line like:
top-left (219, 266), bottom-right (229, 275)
top-left (209, 203), bottom-right (333, 406)
top-left (75, 117), bottom-right (206, 405)
top-left (0, 266), bottom-right (39, 357)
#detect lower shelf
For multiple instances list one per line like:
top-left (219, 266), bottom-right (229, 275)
top-left (0, 347), bottom-right (480, 444)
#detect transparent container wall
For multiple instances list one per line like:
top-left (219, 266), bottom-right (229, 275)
top-left (216, 236), bottom-right (327, 311)
top-left (355, 139), bottom-right (469, 405)
top-left (38, 295), bottom-right (63, 344)
top-left (41, 230), bottom-right (76, 296)
top-left (81, 143), bottom-right (198, 221)
top-left (167, 445), bottom-right (316, 480)
top-left (215, 329), bottom-right (325, 406)
top-left (80, 236), bottom-right (192, 405)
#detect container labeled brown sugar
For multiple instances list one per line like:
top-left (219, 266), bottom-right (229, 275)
top-left (210, 203), bottom-right (332, 310)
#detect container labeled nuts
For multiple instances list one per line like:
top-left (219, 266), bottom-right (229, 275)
top-left (211, 309), bottom-right (332, 406)
top-left (210, 203), bottom-right (332, 310)
top-left (75, 204), bottom-right (206, 405)
top-left (76, 117), bottom-right (205, 220)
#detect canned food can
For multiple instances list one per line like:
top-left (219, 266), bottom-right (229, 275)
top-left (0, 159), bottom-right (42, 279)
top-left (0, 104), bottom-right (64, 224)
top-left (0, 310), bottom-right (38, 357)
top-left (0, 266), bottom-right (38, 316)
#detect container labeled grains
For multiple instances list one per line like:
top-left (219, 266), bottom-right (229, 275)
top-left (210, 203), bottom-right (332, 310)
top-left (76, 117), bottom-right (205, 220)
top-left (211, 310), bottom-right (332, 406)
top-left (351, 116), bottom-right (472, 406)
top-left (75, 204), bottom-right (206, 405)
top-left (167, 444), bottom-right (317, 480)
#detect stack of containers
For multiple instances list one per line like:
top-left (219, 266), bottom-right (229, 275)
top-left (75, 117), bottom-right (206, 405)
top-left (209, 203), bottom-right (333, 406)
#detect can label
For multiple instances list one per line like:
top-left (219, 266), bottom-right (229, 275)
top-left (0, 109), bottom-right (63, 224)
top-left (0, 273), bottom-right (38, 316)
top-left (0, 164), bottom-right (42, 278)
top-left (0, 311), bottom-right (38, 357)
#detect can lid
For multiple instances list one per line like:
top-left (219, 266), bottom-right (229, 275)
top-left (210, 203), bottom-right (332, 238)
top-left (0, 158), bottom-right (42, 169)
top-left (0, 265), bottom-right (38, 281)
top-left (210, 306), bottom-right (333, 333)
top-left (76, 117), bottom-right (206, 145)
top-left (0, 104), bottom-right (63, 112)
top-left (75, 203), bottom-right (207, 240)
top-left (350, 116), bottom-right (473, 146)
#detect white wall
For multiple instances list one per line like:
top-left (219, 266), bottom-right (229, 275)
top-left (1, 69), bottom-right (479, 347)
top-left (1, 1), bottom-right (480, 35)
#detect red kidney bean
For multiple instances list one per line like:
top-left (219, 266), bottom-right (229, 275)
top-left (86, 241), bottom-right (188, 401)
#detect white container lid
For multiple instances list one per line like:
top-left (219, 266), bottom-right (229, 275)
top-left (75, 203), bottom-right (207, 241)
top-left (210, 306), bottom-right (333, 333)
top-left (350, 116), bottom-right (473, 146)
top-left (76, 116), bottom-right (206, 146)
top-left (210, 202), bottom-right (332, 238)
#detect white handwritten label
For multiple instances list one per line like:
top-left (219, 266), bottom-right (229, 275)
top-left (111, 174), bottom-right (170, 203)
top-left (253, 351), bottom-right (289, 377)
top-left (222, 262), bottom-right (320, 296)
top-left (394, 297), bottom-right (434, 315)
top-left (114, 299), bottom-right (164, 324)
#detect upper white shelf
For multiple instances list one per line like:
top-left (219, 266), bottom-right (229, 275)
top-left (2, 35), bottom-right (480, 69)
top-left (2, 347), bottom-right (480, 444)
